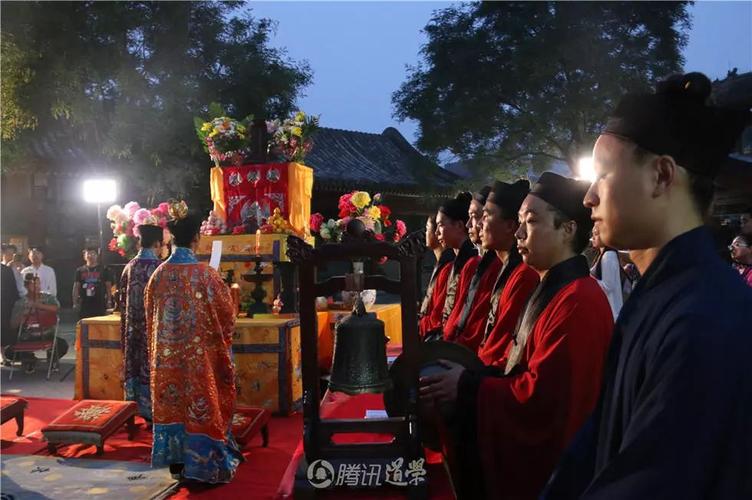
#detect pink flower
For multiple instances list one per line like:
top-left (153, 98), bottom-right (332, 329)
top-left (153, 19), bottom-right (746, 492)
top-left (396, 219), bottom-right (407, 238)
top-left (125, 221), bottom-right (135, 237)
top-left (123, 201), bottom-right (141, 218)
top-left (310, 213), bottom-right (324, 233)
top-left (157, 202), bottom-right (170, 214)
top-left (374, 233), bottom-right (385, 241)
top-left (357, 216), bottom-right (375, 231)
top-left (133, 208), bottom-right (151, 226)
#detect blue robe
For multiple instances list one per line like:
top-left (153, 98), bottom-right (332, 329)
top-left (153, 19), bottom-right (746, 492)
top-left (120, 248), bottom-right (161, 420)
top-left (544, 227), bottom-right (752, 499)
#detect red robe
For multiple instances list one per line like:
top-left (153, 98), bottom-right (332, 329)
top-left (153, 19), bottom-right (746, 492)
top-left (443, 255), bottom-right (505, 353)
top-left (473, 276), bottom-right (613, 499)
top-left (419, 263), bottom-right (451, 337)
top-left (442, 256), bottom-right (480, 338)
top-left (477, 263), bottom-right (539, 365)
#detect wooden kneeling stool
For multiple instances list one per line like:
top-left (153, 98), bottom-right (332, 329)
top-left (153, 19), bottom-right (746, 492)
top-left (232, 406), bottom-right (271, 448)
top-left (1, 397), bottom-right (29, 436)
top-left (41, 400), bottom-right (138, 455)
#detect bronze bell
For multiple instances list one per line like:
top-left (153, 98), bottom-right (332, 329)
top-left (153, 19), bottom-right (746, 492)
top-left (329, 296), bottom-right (392, 395)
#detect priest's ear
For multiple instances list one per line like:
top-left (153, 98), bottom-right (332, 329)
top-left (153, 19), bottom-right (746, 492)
top-left (553, 212), bottom-right (590, 254)
top-left (643, 151), bottom-right (679, 199)
top-left (560, 219), bottom-right (577, 247)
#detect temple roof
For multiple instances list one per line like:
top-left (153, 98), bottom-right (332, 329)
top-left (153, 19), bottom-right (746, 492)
top-left (713, 70), bottom-right (752, 110)
top-left (305, 127), bottom-right (459, 193)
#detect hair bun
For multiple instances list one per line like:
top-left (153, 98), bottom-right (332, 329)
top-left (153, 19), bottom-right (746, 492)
top-left (657, 72), bottom-right (711, 103)
top-left (456, 191), bottom-right (473, 204)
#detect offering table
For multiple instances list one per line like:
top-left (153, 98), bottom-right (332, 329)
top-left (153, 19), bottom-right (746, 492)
top-left (74, 304), bottom-right (401, 415)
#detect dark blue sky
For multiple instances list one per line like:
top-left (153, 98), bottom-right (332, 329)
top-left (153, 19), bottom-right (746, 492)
top-left (249, 1), bottom-right (752, 149)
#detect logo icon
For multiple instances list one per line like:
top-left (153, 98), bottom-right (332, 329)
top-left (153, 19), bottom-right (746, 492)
top-left (307, 459), bottom-right (335, 489)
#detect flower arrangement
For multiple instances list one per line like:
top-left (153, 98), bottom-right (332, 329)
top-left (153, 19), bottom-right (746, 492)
top-left (266, 111), bottom-right (320, 163)
top-left (310, 191), bottom-right (407, 243)
top-left (196, 116), bottom-right (250, 167)
top-left (195, 102), bottom-right (320, 166)
top-left (106, 201), bottom-right (173, 259)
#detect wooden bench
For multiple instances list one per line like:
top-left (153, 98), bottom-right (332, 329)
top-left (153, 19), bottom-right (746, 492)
top-left (1, 397), bottom-right (29, 436)
top-left (232, 406), bottom-right (271, 448)
top-left (41, 400), bottom-right (138, 455)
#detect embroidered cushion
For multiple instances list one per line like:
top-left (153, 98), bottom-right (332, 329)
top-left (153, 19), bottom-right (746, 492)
top-left (231, 406), bottom-right (270, 445)
top-left (0, 397), bottom-right (28, 424)
top-left (42, 400), bottom-right (137, 437)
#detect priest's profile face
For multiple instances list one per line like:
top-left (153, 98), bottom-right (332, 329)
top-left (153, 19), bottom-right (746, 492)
top-left (467, 199), bottom-right (484, 245)
top-left (481, 202), bottom-right (516, 252)
top-left (585, 134), bottom-right (659, 251)
top-left (425, 216), bottom-right (440, 250)
top-left (515, 195), bottom-right (572, 271)
top-left (435, 210), bottom-right (466, 249)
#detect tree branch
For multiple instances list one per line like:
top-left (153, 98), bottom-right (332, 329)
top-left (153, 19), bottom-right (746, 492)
top-left (477, 150), bottom-right (567, 163)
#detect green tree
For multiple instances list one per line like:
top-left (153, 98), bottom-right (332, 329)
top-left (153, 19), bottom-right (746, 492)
top-left (1, 1), bottom-right (311, 202)
top-left (393, 1), bottom-right (690, 178)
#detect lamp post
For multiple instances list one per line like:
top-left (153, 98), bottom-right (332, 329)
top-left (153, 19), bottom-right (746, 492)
top-left (577, 156), bottom-right (596, 183)
top-left (82, 179), bottom-right (118, 264)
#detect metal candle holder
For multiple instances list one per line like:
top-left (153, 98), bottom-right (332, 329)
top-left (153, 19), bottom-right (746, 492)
top-left (242, 255), bottom-right (273, 316)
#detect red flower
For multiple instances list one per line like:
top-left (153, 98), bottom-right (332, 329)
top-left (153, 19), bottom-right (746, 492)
top-left (374, 233), bottom-right (385, 241)
top-left (232, 226), bottom-right (246, 235)
top-left (379, 205), bottom-right (392, 226)
top-left (108, 238), bottom-right (118, 251)
top-left (309, 213), bottom-right (324, 233)
top-left (338, 193), bottom-right (355, 218)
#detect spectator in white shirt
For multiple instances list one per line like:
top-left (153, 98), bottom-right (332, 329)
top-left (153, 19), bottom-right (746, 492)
top-left (21, 247), bottom-right (57, 298)
top-left (589, 228), bottom-right (625, 320)
top-left (1, 244), bottom-right (26, 298)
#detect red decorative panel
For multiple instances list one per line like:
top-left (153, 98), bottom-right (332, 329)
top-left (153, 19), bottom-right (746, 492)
top-left (221, 163), bottom-right (289, 228)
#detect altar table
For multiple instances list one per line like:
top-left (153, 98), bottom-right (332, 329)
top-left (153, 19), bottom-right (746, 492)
top-left (74, 304), bottom-right (402, 414)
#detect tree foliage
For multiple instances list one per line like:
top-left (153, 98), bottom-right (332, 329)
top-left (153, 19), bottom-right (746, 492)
top-left (393, 1), bottom-right (691, 178)
top-left (1, 1), bottom-right (311, 202)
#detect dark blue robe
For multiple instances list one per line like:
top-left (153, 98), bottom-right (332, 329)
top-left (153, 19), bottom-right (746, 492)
top-left (543, 227), bottom-right (752, 499)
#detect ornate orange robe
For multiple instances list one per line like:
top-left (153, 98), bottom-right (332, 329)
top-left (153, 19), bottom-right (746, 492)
top-left (146, 246), bottom-right (239, 483)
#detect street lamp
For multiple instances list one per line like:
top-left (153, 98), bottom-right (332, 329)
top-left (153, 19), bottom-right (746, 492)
top-left (577, 157), bottom-right (596, 183)
top-left (83, 179), bottom-right (118, 263)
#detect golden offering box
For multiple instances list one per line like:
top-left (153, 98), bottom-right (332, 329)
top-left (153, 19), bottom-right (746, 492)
top-left (75, 315), bottom-right (302, 415)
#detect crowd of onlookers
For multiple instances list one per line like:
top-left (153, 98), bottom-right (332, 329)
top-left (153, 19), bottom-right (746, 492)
top-left (584, 208), bottom-right (752, 315)
top-left (1, 244), bottom-right (112, 373)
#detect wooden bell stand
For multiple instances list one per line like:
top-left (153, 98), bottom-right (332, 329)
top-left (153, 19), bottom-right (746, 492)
top-left (287, 232), bottom-right (427, 498)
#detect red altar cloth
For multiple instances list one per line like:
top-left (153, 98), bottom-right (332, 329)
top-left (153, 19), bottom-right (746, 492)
top-left (276, 392), bottom-right (454, 499)
top-left (217, 163), bottom-right (290, 228)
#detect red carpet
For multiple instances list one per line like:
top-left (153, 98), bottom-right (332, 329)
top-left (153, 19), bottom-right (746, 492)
top-left (1, 395), bottom-right (303, 499)
top-left (1, 395), bottom-right (75, 455)
top-left (276, 393), bottom-right (454, 499)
